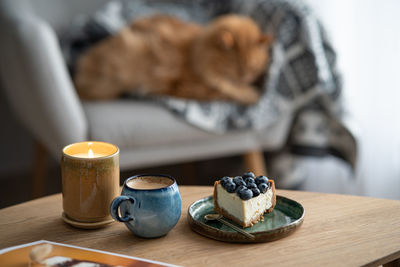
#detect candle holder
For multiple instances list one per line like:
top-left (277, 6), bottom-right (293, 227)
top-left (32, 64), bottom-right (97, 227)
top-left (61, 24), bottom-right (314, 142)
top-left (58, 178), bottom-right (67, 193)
top-left (61, 141), bottom-right (119, 229)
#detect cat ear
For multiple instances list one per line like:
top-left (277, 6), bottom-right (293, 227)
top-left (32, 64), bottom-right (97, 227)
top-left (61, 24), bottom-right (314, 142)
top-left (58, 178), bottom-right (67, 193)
top-left (219, 30), bottom-right (235, 49)
top-left (258, 34), bottom-right (274, 45)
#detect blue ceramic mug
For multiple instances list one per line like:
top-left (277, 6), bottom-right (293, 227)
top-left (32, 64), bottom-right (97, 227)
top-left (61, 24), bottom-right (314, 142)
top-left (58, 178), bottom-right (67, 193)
top-left (110, 174), bottom-right (181, 238)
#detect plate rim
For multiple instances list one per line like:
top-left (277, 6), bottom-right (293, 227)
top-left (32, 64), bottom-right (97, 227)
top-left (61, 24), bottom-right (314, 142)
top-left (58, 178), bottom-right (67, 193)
top-left (187, 195), bottom-right (305, 243)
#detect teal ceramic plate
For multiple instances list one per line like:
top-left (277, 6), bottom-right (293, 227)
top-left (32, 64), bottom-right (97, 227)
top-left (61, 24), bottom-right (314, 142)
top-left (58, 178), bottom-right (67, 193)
top-left (188, 195), bottom-right (304, 243)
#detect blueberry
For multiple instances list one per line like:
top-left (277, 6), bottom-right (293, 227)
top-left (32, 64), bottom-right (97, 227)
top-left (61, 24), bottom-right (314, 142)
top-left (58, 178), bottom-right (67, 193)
top-left (247, 182), bottom-right (257, 189)
top-left (255, 176), bottom-right (268, 185)
top-left (242, 172), bottom-right (255, 179)
top-left (238, 188), bottom-right (253, 200)
top-left (225, 182), bottom-right (236, 193)
top-left (220, 176), bottom-right (231, 186)
top-left (251, 187), bottom-right (260, 197)
top-left (233, 176), bottom-right (243, 182)
top-left (233, 176), bottom-right (246, 187)
top-left (235, 185), bottom-right (247, 193)
top-left (258, 182), bottom-right (269, 193)
top-left (244, 177), bottom-right (255, 185)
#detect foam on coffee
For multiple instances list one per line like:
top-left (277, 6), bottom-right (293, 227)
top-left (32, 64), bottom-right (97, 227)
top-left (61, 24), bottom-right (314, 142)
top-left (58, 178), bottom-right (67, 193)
top-left (127, 176), bottom-right (173, 190)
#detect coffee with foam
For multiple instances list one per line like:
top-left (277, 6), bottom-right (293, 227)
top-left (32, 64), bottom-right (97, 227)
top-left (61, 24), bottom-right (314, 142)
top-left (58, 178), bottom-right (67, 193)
top-left (127, 176), bottom-right (173, 190)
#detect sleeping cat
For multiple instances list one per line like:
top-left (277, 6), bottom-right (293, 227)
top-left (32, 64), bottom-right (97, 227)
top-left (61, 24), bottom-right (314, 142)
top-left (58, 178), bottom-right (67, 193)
top-left (75, 14), bottom-right (273, 104)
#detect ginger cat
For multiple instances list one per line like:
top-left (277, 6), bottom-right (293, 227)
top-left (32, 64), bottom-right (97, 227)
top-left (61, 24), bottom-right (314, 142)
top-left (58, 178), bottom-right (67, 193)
top-left (75, 14), bottom-right (273, 104)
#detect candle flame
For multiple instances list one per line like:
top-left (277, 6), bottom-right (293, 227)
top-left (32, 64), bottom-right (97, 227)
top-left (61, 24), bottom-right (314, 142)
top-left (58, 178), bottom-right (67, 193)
top-left (88, 148), bottom-right (94, 158)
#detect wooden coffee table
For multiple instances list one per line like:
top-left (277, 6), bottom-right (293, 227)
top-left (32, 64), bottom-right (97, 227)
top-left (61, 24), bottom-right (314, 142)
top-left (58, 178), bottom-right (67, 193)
top-left (0, 186), bottom-right (399, 266)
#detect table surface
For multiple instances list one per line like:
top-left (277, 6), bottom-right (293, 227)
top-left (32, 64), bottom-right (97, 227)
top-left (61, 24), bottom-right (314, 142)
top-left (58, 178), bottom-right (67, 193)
top-left (1, 186), bottom-right (400, 267)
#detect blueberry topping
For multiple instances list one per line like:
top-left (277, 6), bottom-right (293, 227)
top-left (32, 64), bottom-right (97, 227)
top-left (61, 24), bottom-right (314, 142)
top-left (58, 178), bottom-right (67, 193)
top-left (233, 176), bottom-right (246, 187)
top-left (235, 185), bottom-right (247, 193)
top-left (258, 182), bottom-right (269, 193)
top-left (251, 187), bottom-right (260, 197)
top-left (238, 188), bottom-right (253, 200)
top-left (219, 174), bottom-right (270, 198)
top-left (244, 177), bottom-right (255, 185)
top-left (255, 176), bottom-right (268, 185)
top-left (224, 182), bottom-right (236, 193)
top-left (247, 182), bottom-right (257, 189)
top-left (242, 172), bottom-right (255, 179)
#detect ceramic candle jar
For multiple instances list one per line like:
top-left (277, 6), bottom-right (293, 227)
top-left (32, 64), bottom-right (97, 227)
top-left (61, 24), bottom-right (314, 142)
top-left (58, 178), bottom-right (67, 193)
top-left (61, 141), bottom-right (119, 228)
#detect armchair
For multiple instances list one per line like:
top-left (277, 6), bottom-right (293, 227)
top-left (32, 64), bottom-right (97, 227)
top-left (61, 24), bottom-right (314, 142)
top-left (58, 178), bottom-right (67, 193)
top-left (0, 0), bottom-right (275, 197)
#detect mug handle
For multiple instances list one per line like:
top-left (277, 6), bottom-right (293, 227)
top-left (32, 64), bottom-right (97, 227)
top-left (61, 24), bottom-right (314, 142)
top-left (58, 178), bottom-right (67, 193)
top-left (110, 195), bottom-right (135, 222)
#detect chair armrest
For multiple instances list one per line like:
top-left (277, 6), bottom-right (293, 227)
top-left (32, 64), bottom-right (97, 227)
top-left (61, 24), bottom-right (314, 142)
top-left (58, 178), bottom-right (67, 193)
top-left (0, 14), bottom-right (88, 158)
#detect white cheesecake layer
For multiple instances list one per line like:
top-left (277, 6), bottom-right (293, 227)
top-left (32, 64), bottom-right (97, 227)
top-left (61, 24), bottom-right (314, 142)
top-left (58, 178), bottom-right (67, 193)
top-left (216, 184), bottom-right (273, 225)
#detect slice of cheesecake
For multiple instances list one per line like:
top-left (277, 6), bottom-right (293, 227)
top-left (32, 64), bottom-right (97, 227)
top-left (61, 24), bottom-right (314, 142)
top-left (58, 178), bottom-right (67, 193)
top-left (213, 173), bottom-right (276, 228)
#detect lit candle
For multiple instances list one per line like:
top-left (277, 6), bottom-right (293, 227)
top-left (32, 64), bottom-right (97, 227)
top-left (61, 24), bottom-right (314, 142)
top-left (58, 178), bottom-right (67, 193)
top-left (61, 141), bottom-right (120, 228)
top-left (67, 142), bottom-right (108, 158)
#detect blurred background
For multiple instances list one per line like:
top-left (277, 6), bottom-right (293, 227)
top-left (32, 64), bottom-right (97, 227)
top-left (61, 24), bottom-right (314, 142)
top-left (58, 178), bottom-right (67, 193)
top-left (0, 0), bottom-right (399, 208)
top-left (306, 0), bottom-right (400, 199)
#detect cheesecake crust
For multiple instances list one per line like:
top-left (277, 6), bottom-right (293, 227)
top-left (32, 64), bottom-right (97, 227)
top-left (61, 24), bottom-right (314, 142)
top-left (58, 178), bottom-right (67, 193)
top-left (213, 180), bottom-right (276, 228)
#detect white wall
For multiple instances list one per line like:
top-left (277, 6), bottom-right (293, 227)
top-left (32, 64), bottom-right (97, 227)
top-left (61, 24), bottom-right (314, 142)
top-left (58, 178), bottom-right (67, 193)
top-left (306, 0), bottom-right (400, 199)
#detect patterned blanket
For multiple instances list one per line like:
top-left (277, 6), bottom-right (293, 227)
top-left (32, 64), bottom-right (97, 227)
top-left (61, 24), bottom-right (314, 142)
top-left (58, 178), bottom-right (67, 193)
top-left (61, 0), bottom-right (357, 188)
